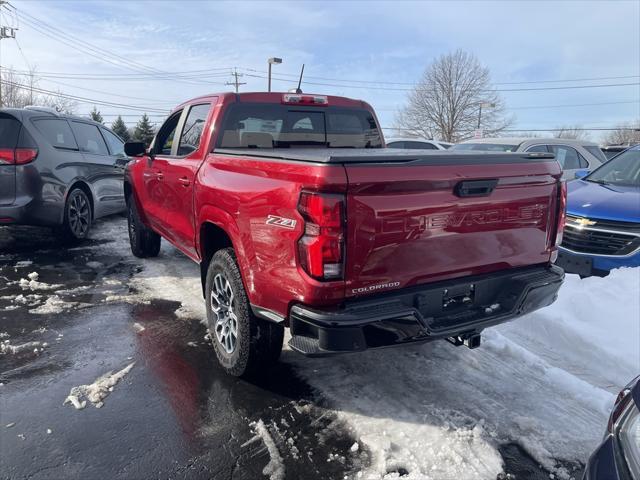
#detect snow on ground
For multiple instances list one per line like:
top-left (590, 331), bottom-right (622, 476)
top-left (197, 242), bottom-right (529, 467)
top-left (1, 340), bottom-right (46, 355)
top-left (63, 362), bottom-right (135, 410)
top-left (90, 219), bottom-right (639, 479)
top-left (242, 419), bottom-right (287, 480)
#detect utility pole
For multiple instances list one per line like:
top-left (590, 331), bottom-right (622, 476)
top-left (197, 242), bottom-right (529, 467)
top-left (225, 68), bottom-right (246, 93)
top-left (0, 0), bottom-right (18, 108)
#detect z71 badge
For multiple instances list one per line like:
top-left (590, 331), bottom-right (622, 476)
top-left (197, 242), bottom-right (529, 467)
top-left (266, 215), bottom-right (297, 229)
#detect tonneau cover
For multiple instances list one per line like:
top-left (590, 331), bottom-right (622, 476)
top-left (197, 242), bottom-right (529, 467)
top-left (214, 148), bottom-right (556, 165)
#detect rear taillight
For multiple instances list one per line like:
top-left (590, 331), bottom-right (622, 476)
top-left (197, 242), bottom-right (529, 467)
top-left (297, 191), bottom-right (345, 280)
top-left (15, 148), bottom-right (38, 165)
top-left (0, 147), bottom-right (38, 165)
top-left (609, 388), bottom-right (632, 433)
top-left (555, 181), bottom-right (567, 247)
top-left (0, 148), bottom-right (14, 164)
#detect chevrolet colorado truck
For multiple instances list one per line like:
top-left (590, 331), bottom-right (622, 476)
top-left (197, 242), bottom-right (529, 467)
top-left (123, 92), bottom-right (566, 376)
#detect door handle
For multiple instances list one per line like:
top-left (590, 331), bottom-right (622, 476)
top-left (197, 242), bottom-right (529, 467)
top-left (156, 172), bottom-right (164, 180)
top-left (178, 176), bottom-right (190, 187)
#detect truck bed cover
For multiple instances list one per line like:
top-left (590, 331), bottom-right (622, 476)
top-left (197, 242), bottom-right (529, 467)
top-left (214, 148), bottom-right (556, 165)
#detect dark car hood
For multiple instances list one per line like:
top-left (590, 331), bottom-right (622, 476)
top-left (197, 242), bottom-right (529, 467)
top-left (567, 180), bottom-right (640, 223)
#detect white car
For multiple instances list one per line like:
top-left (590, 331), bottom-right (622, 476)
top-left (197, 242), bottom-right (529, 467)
top-left (386, 138), bottom-right (453, 150)
top-left (451, 137), bottom-right (606, 180)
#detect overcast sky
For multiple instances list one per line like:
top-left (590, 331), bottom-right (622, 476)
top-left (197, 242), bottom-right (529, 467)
top-left (2, 0), bottom-right (639, 141)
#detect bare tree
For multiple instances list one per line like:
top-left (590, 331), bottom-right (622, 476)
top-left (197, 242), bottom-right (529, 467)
top-left (1, 67), bottom-right (76, 113)
top-left (554, 125), bottom-right (590, 141)
top-left (604, 120), bottom-right (640, 145)
top-left (395, 50), bottom-right (513, 142)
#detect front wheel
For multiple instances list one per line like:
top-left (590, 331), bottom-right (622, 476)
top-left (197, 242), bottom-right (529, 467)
top-left (205, 248), bottom-right (284, 377)
top-left (127, 197), bottom-right (161, 258)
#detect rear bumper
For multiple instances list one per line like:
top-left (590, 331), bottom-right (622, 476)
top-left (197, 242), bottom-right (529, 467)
top-left (288, 264), bottom-right (564, 356)
top-left (0, 197), bottom-right (62, 227)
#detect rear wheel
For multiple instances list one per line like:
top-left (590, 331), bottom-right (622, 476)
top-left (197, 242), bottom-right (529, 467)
top-left (60, 188), bottom-right (92, 241)
top-left (205, 248), bottom-right (283, 377)
top-left (127, 197), bottom-right (161, 258)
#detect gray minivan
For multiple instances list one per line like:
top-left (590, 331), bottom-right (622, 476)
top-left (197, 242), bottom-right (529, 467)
top-left (0, 106), bottom-right (127, 240)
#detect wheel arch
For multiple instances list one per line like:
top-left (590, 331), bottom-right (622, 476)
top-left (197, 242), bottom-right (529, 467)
top-left (199, 221), bottom-right (234, 297)
top-left (197, 203), bottom-right (255, 301)
top-left (64, 180), bottom-right (95, 221)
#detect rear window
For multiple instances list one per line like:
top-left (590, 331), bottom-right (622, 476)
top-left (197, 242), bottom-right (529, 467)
top-left (217, 103), bottom-right (382, 149)
top-left (0, 115), bottom-right (21, 149)
top-left (452, 143), bottom-right (519, 152)
top-left (583, 145), bottom-right (607, 162)
top-left (33, 118), bottom-right (78, 150)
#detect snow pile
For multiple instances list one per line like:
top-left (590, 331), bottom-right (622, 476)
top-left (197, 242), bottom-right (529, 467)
top-left (63, 362), bottom-right (135, 410)
top-left (499, 267), bottom-right (640, 391)
top-left (17, 272), bottom-right (62, 291)
top-left (29, 295), bottom-right (79, 315)
top-left (1, 340), bottom-right (46, 355)
top-left (242, 419), bottom-right (286, 480)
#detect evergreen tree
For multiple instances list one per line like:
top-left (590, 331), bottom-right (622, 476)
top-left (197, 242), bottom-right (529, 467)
top-left (89, 106), bottom-right (104, 124)
top-left (133, 113), bottom-right (155, 146)
top-left (111, 115), bottom-right (130, 142)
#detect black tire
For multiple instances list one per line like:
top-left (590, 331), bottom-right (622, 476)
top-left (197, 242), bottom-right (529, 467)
top-left (59, 188), bottom-right (92, 241)
top-left (205, 248), bottom-right (284, 377)
top-left (127, 197), bottom-right (161, 258)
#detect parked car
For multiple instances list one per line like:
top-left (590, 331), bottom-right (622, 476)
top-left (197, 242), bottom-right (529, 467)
top-left (0, 106), bottom-right (128, 240)
top-left (602, 144), bottom-right (632, 160)
top-left (583, 376), bottom-right (640, 480)
top-left (452, 137), bottom-right (605, 180)
top-left (386, 137), bottom-right (453, 150)
top-left (555, 145), bottom-right (640, 276)
top-left (124, 92), bottom-right (565, 377)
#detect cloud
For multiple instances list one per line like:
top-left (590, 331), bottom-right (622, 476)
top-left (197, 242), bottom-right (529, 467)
top-left (3, 0), bottom-right (638, 138)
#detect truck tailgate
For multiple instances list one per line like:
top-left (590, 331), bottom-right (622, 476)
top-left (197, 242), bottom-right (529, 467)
top-left (344, 156), bottom-right (562, 297)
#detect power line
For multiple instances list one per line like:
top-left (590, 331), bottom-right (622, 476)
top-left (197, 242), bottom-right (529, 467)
top-left (241, 67), bottom-right (640, 87)
top-left (13, 9), bottom-right (214, 86)
top-left (247, 72), bottom-right (640, 93)
top-left (375, 99), bottom-right (640, 112)
top-left (1, 79), bottom-right (170, 113)
top-left (37, 77), bottom-right (178, 105)
top-left (382, 126), bottom-right (640, 132)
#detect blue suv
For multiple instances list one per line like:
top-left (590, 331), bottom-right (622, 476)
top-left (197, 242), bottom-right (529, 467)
top-left (556, 145), bottom-right (640, 276)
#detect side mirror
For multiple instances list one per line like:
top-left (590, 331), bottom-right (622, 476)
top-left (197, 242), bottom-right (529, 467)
top-left (124, 141), bottom-right (146, 157)
top-left (574, 169), bottom-right (590, 179)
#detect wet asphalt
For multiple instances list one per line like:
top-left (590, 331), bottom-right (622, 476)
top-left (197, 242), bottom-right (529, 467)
top-left (0, 217), bottom-right (573, 480)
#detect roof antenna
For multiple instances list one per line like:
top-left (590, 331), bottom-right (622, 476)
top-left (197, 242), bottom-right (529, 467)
top-left (295, 64), bottom-right (304, 94)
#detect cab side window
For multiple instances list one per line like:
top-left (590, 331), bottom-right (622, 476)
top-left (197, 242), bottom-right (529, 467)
top-left (153, 111), bottom-right (182, 156)
top-left (71, 122), bottom-right (109, 156)
top-left (178, 104), bottom-right (210, 156)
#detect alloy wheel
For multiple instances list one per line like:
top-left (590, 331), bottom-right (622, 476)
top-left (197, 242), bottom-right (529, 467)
top-left (69, 193), bottom-right (90, 237)
top-left (210, 273), bottom-right (238, 355)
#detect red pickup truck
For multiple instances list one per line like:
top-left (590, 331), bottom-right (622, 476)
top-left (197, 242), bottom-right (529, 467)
top-left (124, 92), bottom-right (565, 376)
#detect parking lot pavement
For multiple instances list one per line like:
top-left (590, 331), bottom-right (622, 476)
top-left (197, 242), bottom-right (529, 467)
top-left (0, 222), bottom-right (366, 480)
top-left (0, 216), bottom-right (602, 480)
